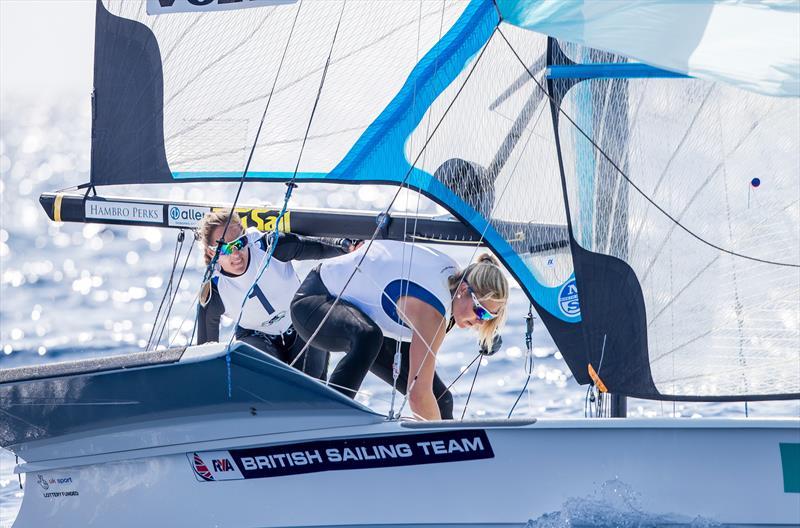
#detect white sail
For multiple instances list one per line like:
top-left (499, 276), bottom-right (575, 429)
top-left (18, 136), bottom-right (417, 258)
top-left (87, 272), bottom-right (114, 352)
top-left (497, 0), bottom-right (800, 97)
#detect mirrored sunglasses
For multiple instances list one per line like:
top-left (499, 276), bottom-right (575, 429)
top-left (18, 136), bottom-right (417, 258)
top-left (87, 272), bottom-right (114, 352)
top-left (466, 282), bottom-right (497, 321)
top-left (210, 233), bottom-right (247, 256)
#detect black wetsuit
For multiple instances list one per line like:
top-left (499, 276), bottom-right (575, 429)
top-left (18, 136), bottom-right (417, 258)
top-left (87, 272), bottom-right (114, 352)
top-left (198, 233), bottom-right (351, 381)
top-left (291, 266), bottom-right (454, 419)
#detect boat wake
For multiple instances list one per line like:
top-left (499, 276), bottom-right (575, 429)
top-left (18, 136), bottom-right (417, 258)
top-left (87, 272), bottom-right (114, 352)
top-left (526, 478), bottom-right (720, 528)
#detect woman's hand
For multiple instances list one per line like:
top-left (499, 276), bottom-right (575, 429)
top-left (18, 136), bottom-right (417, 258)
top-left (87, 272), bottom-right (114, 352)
top-left (339, 238), bottom-right (364, 253)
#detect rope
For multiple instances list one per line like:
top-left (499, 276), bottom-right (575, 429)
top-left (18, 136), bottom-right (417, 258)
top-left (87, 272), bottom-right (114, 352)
top-left (170, 288), bottom-right (202, 349)
top-left (496, 27), bottom-right (798, 269)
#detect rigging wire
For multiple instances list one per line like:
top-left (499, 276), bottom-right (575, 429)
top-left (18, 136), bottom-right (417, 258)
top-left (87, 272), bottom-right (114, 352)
top-left (396, 46), bottom-right (552, 418)
top-left (388, 0), bottom-right (448, 421)
top-left (290, 25), bottom-right (500, 375)
top-left (586, 334), bottom-right (608, 418)
top-left (508, 305), bottom-right (535, 419)
top-left (199, 1), bottom-right (305, 286)
top-left (293, 26), bottom-right (546, 419)
top-left (440, 353), bottom-right (482, 401)
top-left (169, 288), bottom-right (202, 349)
top-left (147, 230), bottom-right (185, 350)
top-left (460, 356), bottom-right (483, 420)
top-left (495, 27), bottom-right (798, 269)
top-left (155, 235), bottom-right (196, 349)
top-left (223, 0), bottom-right (348, 397)
top-left (397, 66), bottom-right (547, 418)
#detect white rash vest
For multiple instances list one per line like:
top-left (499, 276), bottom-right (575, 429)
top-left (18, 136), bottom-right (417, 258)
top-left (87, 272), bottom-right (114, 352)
top-left (211, 229), bottom-right (298, 335)
top-left (319, 240), bottom-right (458, 342)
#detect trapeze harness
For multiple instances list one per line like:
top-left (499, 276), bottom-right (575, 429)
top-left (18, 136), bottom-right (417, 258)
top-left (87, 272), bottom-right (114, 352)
top-left (198, 229), bottom-right (350, 380)
top-left (290, 240), bottom-right (456, 417)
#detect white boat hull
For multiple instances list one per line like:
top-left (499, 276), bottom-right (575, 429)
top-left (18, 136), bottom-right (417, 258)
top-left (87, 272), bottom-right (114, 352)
top-left (3, 344), bottom-right (799, 527)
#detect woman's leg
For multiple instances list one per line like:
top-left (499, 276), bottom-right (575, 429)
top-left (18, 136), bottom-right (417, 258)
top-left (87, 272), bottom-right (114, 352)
top-left (285, 328), bottom-right (330, 382)
top-left (370, 338), bottom-right (454, 419)
top-left (291, 269), bottom-right (383, 398)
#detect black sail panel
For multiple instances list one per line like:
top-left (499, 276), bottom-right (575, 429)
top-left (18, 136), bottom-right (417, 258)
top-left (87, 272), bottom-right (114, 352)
top-left (91, 0), bottom-right (171, 185)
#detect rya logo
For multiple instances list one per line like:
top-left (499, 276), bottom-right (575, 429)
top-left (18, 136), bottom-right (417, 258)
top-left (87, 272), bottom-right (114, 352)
top-left (212, 458), bottom-right (235, 472)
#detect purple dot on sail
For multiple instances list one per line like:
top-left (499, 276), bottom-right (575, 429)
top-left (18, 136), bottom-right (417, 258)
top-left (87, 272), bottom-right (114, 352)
top-left (751, 177), bottom-right (761, 188)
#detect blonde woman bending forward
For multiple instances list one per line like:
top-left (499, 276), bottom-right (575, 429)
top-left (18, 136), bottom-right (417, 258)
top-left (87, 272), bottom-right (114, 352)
top-left (290, 240), bottom-right (508, 420)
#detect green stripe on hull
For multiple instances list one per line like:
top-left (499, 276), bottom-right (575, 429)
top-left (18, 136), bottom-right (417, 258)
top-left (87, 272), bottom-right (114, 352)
top-left (780, 443), bottom-right (800, 493)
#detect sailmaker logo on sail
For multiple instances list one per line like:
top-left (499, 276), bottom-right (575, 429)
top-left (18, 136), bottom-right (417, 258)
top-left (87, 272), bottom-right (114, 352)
top-left (558, 278), bottom-right (580, 317)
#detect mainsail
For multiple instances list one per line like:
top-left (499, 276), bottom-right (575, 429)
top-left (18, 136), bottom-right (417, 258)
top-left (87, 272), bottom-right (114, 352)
top-left (67, 0), bottom-right (799, 401)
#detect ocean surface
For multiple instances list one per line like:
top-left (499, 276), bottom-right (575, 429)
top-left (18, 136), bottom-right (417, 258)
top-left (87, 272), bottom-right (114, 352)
top-left (1, 96), bottom-right (797, 527)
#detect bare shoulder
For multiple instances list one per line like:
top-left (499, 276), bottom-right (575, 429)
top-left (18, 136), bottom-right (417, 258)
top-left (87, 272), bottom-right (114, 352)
top-left (396, 296), bottom-right (446, 335)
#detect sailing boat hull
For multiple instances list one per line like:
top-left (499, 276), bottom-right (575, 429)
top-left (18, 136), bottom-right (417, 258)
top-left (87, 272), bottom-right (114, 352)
top-left (3, 344), bottom-right (799, 527)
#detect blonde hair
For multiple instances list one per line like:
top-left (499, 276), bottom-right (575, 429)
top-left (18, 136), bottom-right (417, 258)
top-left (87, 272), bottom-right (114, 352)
top-left (448, 252), bottom-right (509, 348)
top-left (197, 211), bottom-right (242, 305)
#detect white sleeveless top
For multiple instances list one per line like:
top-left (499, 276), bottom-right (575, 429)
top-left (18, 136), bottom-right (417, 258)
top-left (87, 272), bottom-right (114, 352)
top-left (212, 229), bottom-right (298, 335)
top-left (319, 240), bottom-right (458, 342)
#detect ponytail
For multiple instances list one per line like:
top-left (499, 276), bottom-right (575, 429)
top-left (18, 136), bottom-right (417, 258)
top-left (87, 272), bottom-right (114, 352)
top-left (448, 252), bottom-right (509, 348)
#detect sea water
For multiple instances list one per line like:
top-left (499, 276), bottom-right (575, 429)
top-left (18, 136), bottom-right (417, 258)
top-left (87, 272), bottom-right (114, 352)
top-left (1, 97), bottom-right (797, 527)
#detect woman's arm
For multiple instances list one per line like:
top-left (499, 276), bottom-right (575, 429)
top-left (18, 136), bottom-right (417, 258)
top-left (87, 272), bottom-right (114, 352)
top-left (397, 296), bottom-right (447, 421)
top-left (197, 282), bottom-right (225, 343)
top-left (269, 232), bottom-right (354, 262)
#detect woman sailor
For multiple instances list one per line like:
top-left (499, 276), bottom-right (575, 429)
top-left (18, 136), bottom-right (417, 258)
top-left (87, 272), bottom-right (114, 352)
top-left (290, 240), bottom-right (508, 420)
top-left (197, 211), bottom-right (357, 380)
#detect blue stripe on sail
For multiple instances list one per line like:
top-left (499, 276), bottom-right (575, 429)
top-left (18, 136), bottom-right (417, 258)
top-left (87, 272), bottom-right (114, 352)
top-left (326, 0), bottom-right (497, 182)
top-left (547, 63), bottom-right (690, 80)
top-left (170, 0), bottom-right (579, 323)
top-left (408, 170), bottom-right (580, 322)
top-left (382, 279), bottom-right (446, 328)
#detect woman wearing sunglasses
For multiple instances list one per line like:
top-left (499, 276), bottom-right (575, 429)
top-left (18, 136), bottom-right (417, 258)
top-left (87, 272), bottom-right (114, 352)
top-left (197, 211), bottom-right (357, 380)
top-left (290, 240), bottom-right (508, 421)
